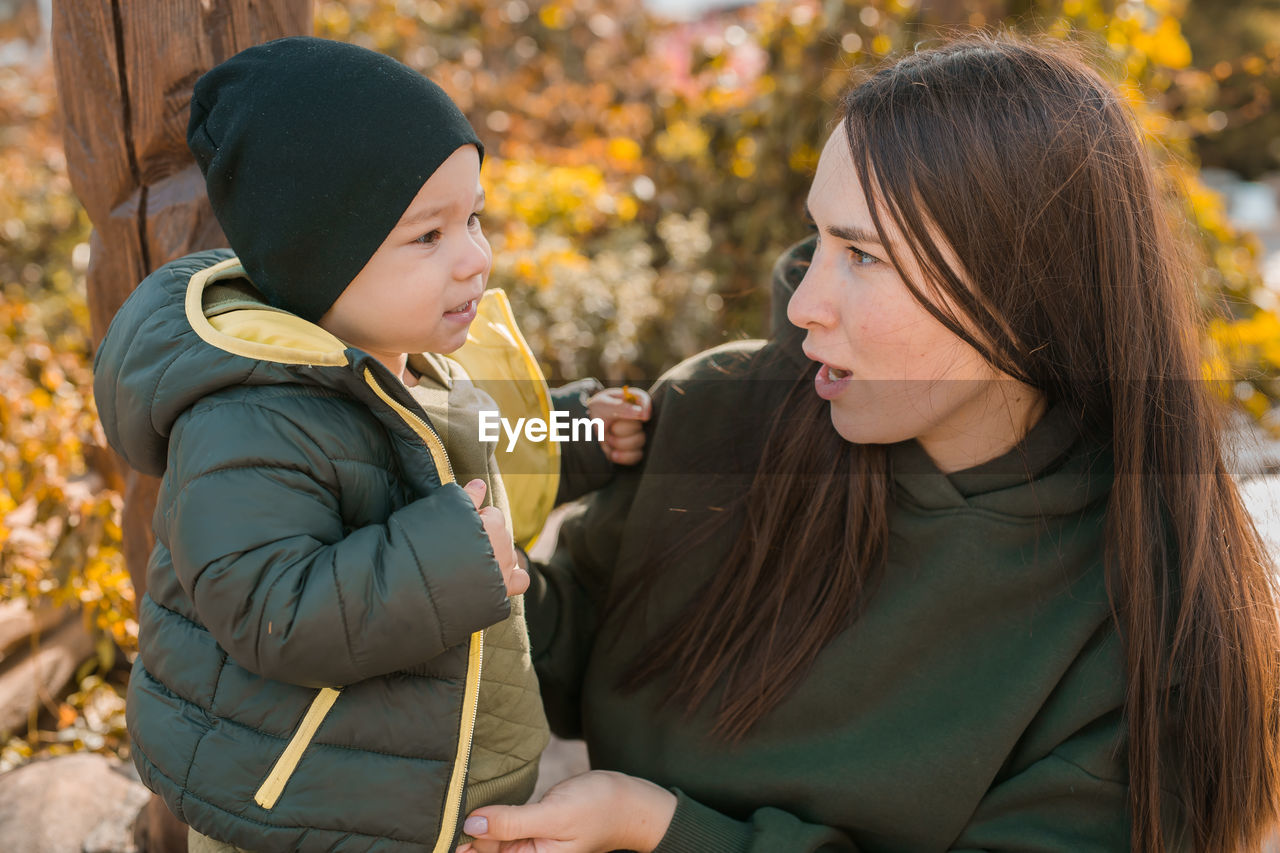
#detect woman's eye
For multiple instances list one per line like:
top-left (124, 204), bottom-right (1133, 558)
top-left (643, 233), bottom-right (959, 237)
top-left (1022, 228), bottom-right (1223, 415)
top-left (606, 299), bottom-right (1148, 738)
top-left (415, 230), bottom-right (441, 246)
top-left (850, 246), bottom-right (879, 266)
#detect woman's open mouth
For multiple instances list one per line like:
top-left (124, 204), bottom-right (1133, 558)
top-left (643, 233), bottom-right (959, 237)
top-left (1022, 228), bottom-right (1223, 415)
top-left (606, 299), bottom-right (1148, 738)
top-left (814, 362), bottom-right (853, 400)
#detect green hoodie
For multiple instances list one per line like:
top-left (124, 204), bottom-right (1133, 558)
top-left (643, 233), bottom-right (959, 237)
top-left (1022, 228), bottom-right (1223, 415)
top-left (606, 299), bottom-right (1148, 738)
top-left (525, 239), bottom-right (1190, 852)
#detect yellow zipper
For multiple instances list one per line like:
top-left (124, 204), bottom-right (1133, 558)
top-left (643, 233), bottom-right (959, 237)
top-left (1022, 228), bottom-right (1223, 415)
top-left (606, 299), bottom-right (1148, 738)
top-left (251, 367), bottom-right (485, 851)
top-left (253, 687), bottom-right (341, 808)
top-left (434, 625), bottom-right (484, 853)
top-left (364, 367), bottom-right (455, 485)
top-left (364, 367), bottom-right (485, 851)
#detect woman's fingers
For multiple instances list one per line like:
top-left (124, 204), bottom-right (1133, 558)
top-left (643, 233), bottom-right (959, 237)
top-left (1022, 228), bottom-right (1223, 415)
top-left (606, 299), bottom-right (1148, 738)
top-left (455, 841), bottom-right (502, 853)
top-left (464, 800), bottom-right (572, 845)
top-left (466, 804), bottom-right (544, 842)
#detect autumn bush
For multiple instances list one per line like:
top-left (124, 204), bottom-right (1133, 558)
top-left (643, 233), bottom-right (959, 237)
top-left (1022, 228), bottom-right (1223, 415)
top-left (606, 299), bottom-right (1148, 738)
top-left (0, 59), bottom-right (129, 770)
top-left (2, 0), bottom-right (1278, 769)
top-left (321, 0), bottom-right (1280, 400)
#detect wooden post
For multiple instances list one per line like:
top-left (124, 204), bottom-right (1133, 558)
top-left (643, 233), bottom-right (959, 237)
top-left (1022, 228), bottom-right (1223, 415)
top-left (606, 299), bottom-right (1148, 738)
top-left (50, 2), bottom-right (312, 849)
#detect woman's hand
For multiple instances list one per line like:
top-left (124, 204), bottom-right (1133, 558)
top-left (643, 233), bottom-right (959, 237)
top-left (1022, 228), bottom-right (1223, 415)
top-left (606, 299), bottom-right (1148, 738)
top-left (454, 769), bottom-right (677, 853)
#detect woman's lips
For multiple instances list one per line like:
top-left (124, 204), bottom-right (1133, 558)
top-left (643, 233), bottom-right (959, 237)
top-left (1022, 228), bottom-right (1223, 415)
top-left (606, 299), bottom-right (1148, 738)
top-left (814, 362), bottom-right (853, 400)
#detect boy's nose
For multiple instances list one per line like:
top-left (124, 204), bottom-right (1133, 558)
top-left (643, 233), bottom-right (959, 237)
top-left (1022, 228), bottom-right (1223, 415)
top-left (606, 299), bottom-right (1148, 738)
top-left (455, 235), bottom-right (490, 280)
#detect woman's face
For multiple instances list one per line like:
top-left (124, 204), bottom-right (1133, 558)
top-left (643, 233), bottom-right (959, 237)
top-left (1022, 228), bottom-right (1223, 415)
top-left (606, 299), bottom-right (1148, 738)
top-left (788, 125), bottom-right (1044, 473)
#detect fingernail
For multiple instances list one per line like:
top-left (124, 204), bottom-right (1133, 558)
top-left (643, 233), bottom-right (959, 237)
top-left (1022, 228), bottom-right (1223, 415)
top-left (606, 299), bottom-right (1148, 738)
top-left (463, 816), bottom-right (488, 836)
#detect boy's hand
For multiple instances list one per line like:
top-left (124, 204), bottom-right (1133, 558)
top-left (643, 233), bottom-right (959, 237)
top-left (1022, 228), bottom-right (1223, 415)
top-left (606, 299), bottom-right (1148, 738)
top-left (587, 387), bottom-right (652, 466)
top-left (462, 479), bottom-right (528, 597)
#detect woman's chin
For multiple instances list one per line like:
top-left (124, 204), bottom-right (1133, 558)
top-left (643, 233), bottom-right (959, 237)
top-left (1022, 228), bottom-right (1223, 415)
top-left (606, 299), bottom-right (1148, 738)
top-left (828, 406), bottom-right (917, 447)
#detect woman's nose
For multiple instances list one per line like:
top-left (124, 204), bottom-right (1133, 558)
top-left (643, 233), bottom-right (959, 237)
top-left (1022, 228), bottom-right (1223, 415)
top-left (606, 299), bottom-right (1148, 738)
top-left (787, 264), bottom-right (837, 330)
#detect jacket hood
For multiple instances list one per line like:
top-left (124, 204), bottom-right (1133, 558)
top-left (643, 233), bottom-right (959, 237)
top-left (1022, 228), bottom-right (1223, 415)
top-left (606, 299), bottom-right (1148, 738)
top-left (770, 235), bottom-right (814, 369)
top-left (92, 250), bottom-right (382, 477)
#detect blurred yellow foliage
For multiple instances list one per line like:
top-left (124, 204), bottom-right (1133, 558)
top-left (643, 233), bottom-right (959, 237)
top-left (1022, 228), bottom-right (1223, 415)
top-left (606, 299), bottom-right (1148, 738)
top-left (0, 62), bottom-right (130, 768)
top-left (482, 157), bottom-right (624, 233)
top-left (655, 120), bottom-right (711, 163)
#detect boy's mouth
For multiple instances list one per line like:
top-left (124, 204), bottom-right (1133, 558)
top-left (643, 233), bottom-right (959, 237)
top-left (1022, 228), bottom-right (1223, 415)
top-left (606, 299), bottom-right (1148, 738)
top-left (445, 298), bottom-right (477, 315)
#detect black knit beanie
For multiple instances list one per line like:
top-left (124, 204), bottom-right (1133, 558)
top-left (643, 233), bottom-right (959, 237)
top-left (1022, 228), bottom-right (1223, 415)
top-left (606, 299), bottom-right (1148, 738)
top-left (188, 36), bottom-right (483, 322)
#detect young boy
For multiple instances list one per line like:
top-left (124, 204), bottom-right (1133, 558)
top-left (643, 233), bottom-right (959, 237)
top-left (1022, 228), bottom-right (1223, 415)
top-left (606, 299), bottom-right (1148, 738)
top-left (92, 37), bottom-right (647, 852)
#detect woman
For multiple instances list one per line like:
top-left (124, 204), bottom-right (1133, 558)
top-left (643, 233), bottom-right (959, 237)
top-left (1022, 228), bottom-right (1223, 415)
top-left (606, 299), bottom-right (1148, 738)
top-left (458, 33), bottom-right (1280, 852)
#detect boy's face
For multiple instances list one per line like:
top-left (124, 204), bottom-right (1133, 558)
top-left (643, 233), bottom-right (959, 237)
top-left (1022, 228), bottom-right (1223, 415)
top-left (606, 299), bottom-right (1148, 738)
top-left (319, 145), bottom-right (490, 361)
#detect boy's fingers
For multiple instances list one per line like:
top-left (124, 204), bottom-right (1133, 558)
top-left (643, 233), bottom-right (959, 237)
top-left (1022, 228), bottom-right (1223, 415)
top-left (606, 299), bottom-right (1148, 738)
top-left (589, 391), bottom-right (652, 423)
top-left (606, 432), bottom-right (646, 452)
top-left (587, 398), bottom-right (632, 423)
top-left (608, 419), bottom-right (645, 437)
top-left (610, 449), bottom-right (643, 466)
top-left (626, 388), bottom-right (653, 419)
top-left (462, 479), bottom-right (487, 510)
top-left (505, 567), bottom-right (530, 596)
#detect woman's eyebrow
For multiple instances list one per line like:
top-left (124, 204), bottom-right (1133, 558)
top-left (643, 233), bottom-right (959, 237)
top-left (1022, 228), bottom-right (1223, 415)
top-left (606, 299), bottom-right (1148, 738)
top-left (828, 224), bottom-right (883, 246)
top-left (803, 203), bottom-right (884, 246)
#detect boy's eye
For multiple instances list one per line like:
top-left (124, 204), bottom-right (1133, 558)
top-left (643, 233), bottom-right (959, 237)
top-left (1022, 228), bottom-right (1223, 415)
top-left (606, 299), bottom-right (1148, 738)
top-left (415, 230), bottom-right (441, 246)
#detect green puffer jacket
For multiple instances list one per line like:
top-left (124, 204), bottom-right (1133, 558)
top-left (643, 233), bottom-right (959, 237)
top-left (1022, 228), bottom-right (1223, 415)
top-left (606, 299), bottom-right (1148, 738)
top-left (93, 248), bottom-right (586, 852)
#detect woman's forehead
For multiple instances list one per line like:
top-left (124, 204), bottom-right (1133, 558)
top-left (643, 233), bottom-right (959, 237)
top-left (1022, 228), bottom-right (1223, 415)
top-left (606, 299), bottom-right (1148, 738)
top-left (808, 129), bottom-right (863, 211)
top-left (807, 127), bottom-right (898, 245)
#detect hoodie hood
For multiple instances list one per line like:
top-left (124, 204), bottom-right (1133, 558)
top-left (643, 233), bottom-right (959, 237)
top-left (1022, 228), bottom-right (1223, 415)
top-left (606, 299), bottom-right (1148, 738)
top-left (92, 250), bottom-right (386, 477)
top-left (770, 234), bottom-right (815, 370)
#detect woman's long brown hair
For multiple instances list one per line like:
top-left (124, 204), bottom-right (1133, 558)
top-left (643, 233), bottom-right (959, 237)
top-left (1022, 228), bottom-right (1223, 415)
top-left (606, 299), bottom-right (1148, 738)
top-left (609, 31), bottom-right (1280, 851)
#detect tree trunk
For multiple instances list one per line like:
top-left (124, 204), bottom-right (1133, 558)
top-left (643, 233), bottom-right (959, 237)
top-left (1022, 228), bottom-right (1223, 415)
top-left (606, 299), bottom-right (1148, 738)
top-left (50, 3), bottom-right (313, 849)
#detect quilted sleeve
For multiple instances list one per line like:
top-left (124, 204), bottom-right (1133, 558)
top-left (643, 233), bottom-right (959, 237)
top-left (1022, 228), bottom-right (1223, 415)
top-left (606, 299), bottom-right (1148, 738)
top-left (162, 395), bottom-right (511, 688)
